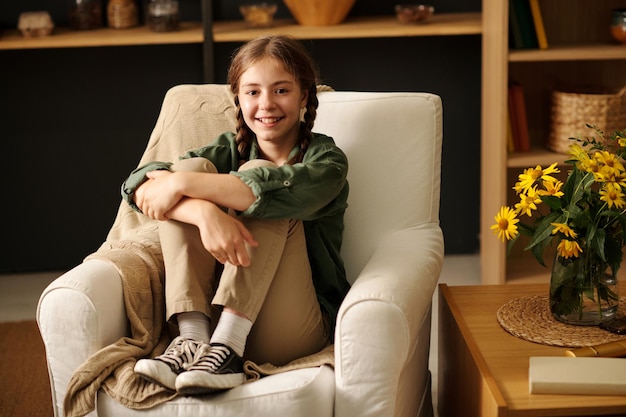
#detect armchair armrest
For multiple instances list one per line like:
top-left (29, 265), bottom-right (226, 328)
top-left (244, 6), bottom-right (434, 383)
top-left (334, 224), bottom-right (444, 417)
top-left (37, 260), bottom-right (128, 417)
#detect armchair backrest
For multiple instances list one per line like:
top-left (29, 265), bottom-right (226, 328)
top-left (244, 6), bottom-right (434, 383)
top-left (315, 92), bottom-right (442, 282)
top-left (108, 85), bottom-right (443, 284)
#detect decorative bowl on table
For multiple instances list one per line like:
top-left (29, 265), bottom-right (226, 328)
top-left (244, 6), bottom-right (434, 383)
top-left (395, 4), bottom-right (435, 24)
top-left (239, 3), bottom-right (278, 28)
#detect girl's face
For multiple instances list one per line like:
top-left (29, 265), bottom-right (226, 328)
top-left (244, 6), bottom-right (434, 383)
top-left (237, 57), bottom-right (308, 151)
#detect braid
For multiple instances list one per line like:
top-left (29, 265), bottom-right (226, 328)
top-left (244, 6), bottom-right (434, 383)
top-left (233, 95), bottom-right (252, 160)
top-left (300, 84), bottom-right (318, 152)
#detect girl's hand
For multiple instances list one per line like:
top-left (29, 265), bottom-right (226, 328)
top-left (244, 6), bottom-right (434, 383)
top-left (134, 170), bottom-right (183, 220)
top-left (197, 203), bottom-right (259, 267)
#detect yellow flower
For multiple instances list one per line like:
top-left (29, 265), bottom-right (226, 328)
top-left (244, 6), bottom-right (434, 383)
top-left (575, 153), bottom-right (600, 175)
top-left (536, 179), bottom-right (564, 198)
top-left (551, 222), bottom-right (577, 238)
top-left (515, 187), bottom-right (542, 217)
top-left (493, 129), bottom-right (626, 271)
top-left (594, 150), bottom-right (625, 177)
top-left (596, 167), bottom-right (626, 189)
top-left (515, 163), bottom-right (560, 193)
top-left (567, 144), bottom-right (592, 170)
top-left (557, 239), bottom-right (582, 259)
top-left (599, 183), bottom-right (626, 209)
top-left (490, 206), bottom-right (519, 242)
top-left (592, 165), bottom-right (611, 183)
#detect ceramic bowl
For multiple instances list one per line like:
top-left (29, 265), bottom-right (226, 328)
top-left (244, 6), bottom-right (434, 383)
top-left (395, 4), bottom-right (434, 24)
top-left (239, 3), bottom-right (277, 28)
top-left (283, 0), bottom-right (356, 26)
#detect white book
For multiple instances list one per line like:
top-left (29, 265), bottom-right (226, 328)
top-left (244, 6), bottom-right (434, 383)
top-left (529, 357), bottom-right (626, 395)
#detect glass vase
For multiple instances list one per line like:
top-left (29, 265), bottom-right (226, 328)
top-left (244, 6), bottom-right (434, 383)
top-left (549, 252), bottom-right (619, 325)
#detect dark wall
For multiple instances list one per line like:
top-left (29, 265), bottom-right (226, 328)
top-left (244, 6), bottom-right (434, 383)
top-left (1, 0), bottom-right (481, 273)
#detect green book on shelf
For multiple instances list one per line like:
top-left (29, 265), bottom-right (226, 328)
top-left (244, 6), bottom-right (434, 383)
top-left (509, 0), bottom-right (525, 49)
top-left (512, 0), bottom-right (539, 49)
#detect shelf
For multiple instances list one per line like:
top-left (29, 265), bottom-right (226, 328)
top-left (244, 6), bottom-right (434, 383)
top-left (0, 13), bottom-right (481, 51)
top-left (507, 148), bottom-right (568, 168)
top-left (507, 256), bottom-right (551, 284)
top-left (509, 43), bottom-right (626, 62)
top-left (213, 13), bottom-right (482, 42)
top-left (0, 21), bottom-right (204, 50)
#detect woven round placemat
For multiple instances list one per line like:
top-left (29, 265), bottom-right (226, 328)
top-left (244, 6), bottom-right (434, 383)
top-left (497, 294), bottom-right (626, 347)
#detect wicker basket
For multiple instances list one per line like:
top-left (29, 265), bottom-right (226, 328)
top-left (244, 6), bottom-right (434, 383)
top-left (547, 86), bottom-right (626, 153)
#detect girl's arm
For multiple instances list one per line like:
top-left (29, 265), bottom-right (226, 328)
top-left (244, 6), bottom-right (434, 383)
top-left (134, 170), bottom-right (256, 221)
top-left (133, 178), bottom-right (257, 266)
top-left (122, 132), bottom-right (239, 214)
top-left (164, 197), bottom-right (258, 267)
top-left (233, 140), bottom-right (348, 221)
top-left (133, 169), bottom-right (258, 266)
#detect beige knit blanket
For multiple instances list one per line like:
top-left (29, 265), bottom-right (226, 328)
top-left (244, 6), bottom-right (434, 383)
top-left (62, 84), bottom-right (335, 417)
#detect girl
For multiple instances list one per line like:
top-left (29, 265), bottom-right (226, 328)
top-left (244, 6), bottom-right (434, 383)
top-left (122, 35), bottom-right (350, 395)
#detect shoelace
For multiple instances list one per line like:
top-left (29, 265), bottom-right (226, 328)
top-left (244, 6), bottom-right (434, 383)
top-left (157, 338), bottom-right (202, 372)
top-left (183, 344), bottom-right (231, 372)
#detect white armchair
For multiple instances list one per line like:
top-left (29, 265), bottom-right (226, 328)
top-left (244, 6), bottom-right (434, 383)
top-left (37, 85), bottom-right (444, 417)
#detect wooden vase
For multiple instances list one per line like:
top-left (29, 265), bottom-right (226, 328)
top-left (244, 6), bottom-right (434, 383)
top-left (283, 0), bottom-right (356, 26)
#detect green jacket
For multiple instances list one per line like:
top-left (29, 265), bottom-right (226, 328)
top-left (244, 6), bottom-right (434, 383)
top-left (121, 131), bottom-right (350, 335)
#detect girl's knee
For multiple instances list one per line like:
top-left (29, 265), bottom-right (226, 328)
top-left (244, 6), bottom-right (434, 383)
top-left (171, 157), bottom-right (217, 173)
top-left (239, 159), bottom-right (277, 172)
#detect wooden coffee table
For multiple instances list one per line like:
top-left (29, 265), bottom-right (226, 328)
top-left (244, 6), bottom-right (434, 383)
top-left (438, 283), bottom-right (626, 417)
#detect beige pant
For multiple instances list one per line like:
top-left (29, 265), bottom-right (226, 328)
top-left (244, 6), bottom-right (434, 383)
top-left (159, 158), bottom-right (328, 365)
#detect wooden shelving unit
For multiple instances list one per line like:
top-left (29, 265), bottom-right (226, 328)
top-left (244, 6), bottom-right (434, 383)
top-left (481, 0), bottom-right (626, 285)
top-left (0, 12), bottom-right (481, 50)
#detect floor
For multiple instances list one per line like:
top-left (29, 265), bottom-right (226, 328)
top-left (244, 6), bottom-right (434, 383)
top-left (0, 254), bottom-right (481, 416)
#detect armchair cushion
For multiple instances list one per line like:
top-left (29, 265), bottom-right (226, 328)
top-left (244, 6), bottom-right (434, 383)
top-left (96, 366), bottom-right (334, 417)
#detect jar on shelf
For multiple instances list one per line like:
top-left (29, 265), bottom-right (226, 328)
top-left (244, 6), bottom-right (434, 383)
top-left (147, 0), bottom-right (180, 32)
top-left (107, 0), bottom-right (139, 29)
top-left (69, 0), bottom-right (103, 30)
top-left (610, 8), bottom-right (626, 45)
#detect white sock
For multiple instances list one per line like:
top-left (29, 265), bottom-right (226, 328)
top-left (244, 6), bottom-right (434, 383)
top-left (210, 311), bottom-right (252, 357)
top-left (177, 311), bottom-right (211, 343)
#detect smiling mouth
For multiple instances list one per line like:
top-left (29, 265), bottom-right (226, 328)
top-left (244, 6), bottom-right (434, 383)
top-left (257, 117), bottom-right (283, 124)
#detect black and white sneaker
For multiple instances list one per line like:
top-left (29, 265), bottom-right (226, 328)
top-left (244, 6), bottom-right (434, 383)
top-left (134, 337), bottom-right (202, 390)
top-left (175, 343), bottom-right (245, 395)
